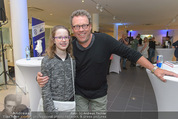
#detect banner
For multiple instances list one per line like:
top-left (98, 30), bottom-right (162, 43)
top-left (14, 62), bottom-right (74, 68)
top-left (32, 17), bottom-right (45, 57)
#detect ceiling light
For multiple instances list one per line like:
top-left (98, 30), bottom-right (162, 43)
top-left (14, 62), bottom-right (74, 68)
top-left (96, 4), bottom-right (100, 9)
top-left (82, 0), bottom-right (84, 3)
top-left (100, 6), bottom-right (103, 12)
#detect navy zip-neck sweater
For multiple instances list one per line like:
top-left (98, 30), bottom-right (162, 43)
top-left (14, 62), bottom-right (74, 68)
top-left (73, 33), bottom-right (142, 99)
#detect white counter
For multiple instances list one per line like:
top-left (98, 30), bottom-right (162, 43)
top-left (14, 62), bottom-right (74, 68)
top-left (16, 57), bottom-right (43, 111)
top-left (155, 48), bottom-right (174, 62)
top-left (146, 64), bottom-right (178, 111)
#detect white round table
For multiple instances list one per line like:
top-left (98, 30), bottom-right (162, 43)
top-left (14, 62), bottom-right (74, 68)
top-left (155, 48), bottom-right (175, 62)
top-left (16, 57), bottom-right (43, 111)
top-left (109, 54), bottom-right (121, 74)
top-left (146, 64), bottom-right (178, 111)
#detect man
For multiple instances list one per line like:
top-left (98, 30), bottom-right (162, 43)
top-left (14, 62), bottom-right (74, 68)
top-left (148, 37), bottom-right (156, 63)
top-left (1, 94), bottom-right (17, 118)
top-left (130, 36), bottom-right (139, 67)
top-left (119, 33), bottom-right (129, 70)
top-left (137, 33), bottom-right (143, 45)
top-left (37, 9), bottom-right (178, 112)
top-left (163, 36), bottom-right (171, 48)
top-left (172, 40), bottom-right (178, 61)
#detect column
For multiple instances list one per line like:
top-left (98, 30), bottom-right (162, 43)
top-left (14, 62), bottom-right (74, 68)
top-left (114, 24), bottom-right (118, 40)
top-left (109, 24), bottom-right (121, 74)
top-left (92, 13), bottom-right (99, 33)
top-left (10, 0), bottom-right (29, 92)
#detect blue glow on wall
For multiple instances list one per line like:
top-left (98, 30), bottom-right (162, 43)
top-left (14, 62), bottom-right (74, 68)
top-left (113, 23), bottom-right (128, 26)
top-left (128, 30), bottom-right (137, 37)
top-left (158, 30), bottom-right (170, 37)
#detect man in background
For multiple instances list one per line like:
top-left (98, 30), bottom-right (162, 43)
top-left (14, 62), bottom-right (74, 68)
top-left (172, 40), bottom-right (178, 61)
top-left (137, 33), bottom-right (143, 45)
top-left (148, 37), bottom-right (156, 63)
top-left (163, 36), bottom-right (171, 48)
top-left (1, 94), bottom-right (17, 118)
top-left (119, 33), bottom-right (129, 70)
top-left (130, 36), bottom-right (139, 67)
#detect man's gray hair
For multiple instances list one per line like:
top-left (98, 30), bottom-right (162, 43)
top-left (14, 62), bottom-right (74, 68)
top-left (70, 9), bottom-right (91, 26)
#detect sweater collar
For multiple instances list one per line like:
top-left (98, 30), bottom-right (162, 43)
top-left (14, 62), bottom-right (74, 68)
top-left (54, 53), bottom-right (68, 61)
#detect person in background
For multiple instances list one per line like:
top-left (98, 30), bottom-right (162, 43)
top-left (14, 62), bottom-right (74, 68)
top-left (29, 34), bottom-right (33, 57)
top-left (148, 37), bottom-right (156, 63)
top-left (140, 37), bottom-right (149, 68)
top-left (172, 40), bottom-right (178, 61)
top-left (130, 36), bottom-right (139, 67)
top-left (119, 33), bottom-right (129, 70)
top-left (40, 25), bottom-right (75, 116)
top-left (137, 33), bottom-right (143, 45)
top-left (140, 37), bottom-right (149, 59)
top-left (1, 94), bottom-right (17, 118)
top-left (13, 104), bottom-right (30, 119)
top-left (163, 36), bottom-right (171, 48)
top-left (37, 9), bottom-right (178, 113)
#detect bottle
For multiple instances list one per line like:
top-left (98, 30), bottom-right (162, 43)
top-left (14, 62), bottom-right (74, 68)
top-left (25, 46), bottom-right (31, 60)
top-left (156, 55), bottom-right (163, 68)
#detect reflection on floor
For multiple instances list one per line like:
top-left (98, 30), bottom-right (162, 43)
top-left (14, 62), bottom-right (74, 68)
top-left (0, 63), bottom-right (157, 113)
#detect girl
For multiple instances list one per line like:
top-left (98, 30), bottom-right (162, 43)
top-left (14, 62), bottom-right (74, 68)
top-left (41, 25), bottom-right (75, 116)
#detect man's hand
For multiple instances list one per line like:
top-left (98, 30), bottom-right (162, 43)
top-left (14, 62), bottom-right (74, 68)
top-left (37, 72), bottom-right (49, 87)
top-left (154, 68), bottom-right (178, 82)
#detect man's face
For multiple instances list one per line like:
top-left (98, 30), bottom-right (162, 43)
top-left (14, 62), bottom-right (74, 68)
top-left (5, 101), bottom-right (16, 115)
top-left (122, 34), bottom-right (126, 39)
top-left (72, 15), bottom-right (92, 44)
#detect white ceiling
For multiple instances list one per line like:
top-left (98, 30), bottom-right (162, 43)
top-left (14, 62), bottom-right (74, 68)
top-left (4, 0), bottom-right (178, 33)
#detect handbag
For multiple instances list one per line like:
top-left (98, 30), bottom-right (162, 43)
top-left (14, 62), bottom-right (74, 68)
top-left (38, 55), bottom-right (76, 112)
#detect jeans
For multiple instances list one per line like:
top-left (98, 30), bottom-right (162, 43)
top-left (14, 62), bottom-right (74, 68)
top-left (148, 48), bottom-right (155, 63)
top-left (121, 57), bottom-right (127, 68)
top-left (75, 95), bottom-right (107, 112)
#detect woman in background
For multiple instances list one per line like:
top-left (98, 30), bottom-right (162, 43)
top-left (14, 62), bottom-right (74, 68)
top-left (140, 37), bottom-right (149, 59)
top-left (140, 37), bottom-right (149, 68)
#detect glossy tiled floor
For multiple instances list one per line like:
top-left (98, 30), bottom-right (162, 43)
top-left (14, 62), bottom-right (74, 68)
top-left (107, 63), bottom-right (157, 112)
